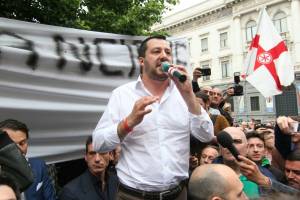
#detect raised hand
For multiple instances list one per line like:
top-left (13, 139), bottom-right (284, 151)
top-left (237, 155), bottom-right (270, 187)
top-left (117, 95), bottom-right (159, 140)
top-left (126, 96), bottom-right (159, 128)
top-left (192, 68), bottom-right (202, 82)
top-left (169, 65), bottom-right (201, 115)
top-left (277, 116), bottom-right (295, 134)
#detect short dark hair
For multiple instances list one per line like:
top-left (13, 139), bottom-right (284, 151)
top-left (0, 119), bottom-right (29, 139)
top-left (85, 135), bottom-right (93, 154)
top-left (138, 35), bottom-right (167, 58)
top-left (246, 130), bottom-right (265, 145)
top-left (195, 91), bottom-right (210, 104)
top-left (0, 175), bottom-right (20, 200)
top-left (286, 149), bottom-right (300, 161)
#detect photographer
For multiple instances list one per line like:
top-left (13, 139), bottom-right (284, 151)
top-left (192, 68), bottom-right (244, 126)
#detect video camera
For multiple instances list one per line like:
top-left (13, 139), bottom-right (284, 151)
top-left (233, 72), bottom-right (243, 96)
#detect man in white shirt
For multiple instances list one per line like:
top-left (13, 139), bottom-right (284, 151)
top-left (93, 35), bottom-right (214, 200)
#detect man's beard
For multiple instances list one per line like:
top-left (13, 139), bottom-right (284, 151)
top-left (145, 66), bottom-right (168, 81)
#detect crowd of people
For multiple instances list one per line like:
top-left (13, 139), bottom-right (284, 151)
top-left (0, 35), bottom-right (300, 200)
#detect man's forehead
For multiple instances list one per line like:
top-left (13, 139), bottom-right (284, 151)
top-left (213, 88), bottom-right (222, 93)
top-left (3, 128), bottom-right (26, 137)
top-left (202, 86), bottom-right (212, 90)
top-left (286, 160), bottom-right (300, 167)
top-left (228, 131), bottom-right (246, 142)
top-left (247, 137), bottom-right (264, 144)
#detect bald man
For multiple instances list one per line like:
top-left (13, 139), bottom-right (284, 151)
top-left (189, 164), bottom-right (248, 200)
top-left (215, 127), bottom-right (300, 198)
top-left (215, 127), bottom-right (260, 198)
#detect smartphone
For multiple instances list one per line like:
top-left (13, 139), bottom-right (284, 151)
top-left (197, 68), bottom-right (211, 76)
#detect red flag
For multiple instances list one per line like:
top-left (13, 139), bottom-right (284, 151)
top-left (243, 8), bottom-right (294, 97)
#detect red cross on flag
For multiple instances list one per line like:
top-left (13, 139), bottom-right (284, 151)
top-left (243, 8), bottom-right (294, 97)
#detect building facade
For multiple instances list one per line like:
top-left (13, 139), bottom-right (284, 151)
top-left (153, 0), bottom-right (300, 123)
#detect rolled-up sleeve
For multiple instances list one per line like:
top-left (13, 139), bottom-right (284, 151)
top-left (190, 106), bottom-right (214, 142)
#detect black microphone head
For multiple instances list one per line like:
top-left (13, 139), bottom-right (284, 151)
top-left (217, 131), bottom-right (233, 148)
top-left (217, 131), bottom-right (240, 161)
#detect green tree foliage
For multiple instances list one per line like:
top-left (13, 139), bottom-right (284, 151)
top-left (0, 0), bottom-right (178, 35)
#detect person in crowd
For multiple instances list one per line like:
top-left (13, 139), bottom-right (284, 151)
top-left (191, 67), bottom-right (233, 125)
top-left (189, 144), bottom-right (219, 173)
top-left (107, 144), bottom-right (121, 174)
top-left (237, 154), bottom-right (299, 196)
top-left (285, 149), bottom-right (300, 190)
top-left (191, 67), bottom-right (202, 93)
top-left (214, 127), bottom-right (261, 198)
top-left (246, 131), bottom-right (284, 182)
top-left (240, 121), bottom-right (249, 132)
top-left (199, 145), bottom-right (219, 165)
top-left (222, 102), bottom-right (233, 120)
top-left (211, 87), bottom-right (233, 125)
top-left (0, 175), bottom-right (20, 200)
top-left (188, 164), bottom-right (248, 200)
top-left (0, 119), bottom-right (56, 200)
top-left (92, 35), bottom-right (214, 200)
top-left (248, 119), bottom-right (256, 130)
top-left (195, 91), bottom-right (229, 135)
top-left (215, 127), bottom-right (299, 198)
top-left (0, 130), bottom-right (33, 192)
top-left (255, 124), bottom-right (285, 173)
top-left (59, 136), bottom-right (118, 200)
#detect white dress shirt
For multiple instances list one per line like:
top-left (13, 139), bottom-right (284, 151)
top-left (93, 76), bottom-right (213, 191)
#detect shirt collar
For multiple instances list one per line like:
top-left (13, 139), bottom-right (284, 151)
top-left (135, 75), bottom-right (175, 96)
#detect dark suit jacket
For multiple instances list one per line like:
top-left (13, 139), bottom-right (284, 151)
top-left (25, 157), bottom-right (56, 200)
top-left (59, 170), bottom-right (118, 200)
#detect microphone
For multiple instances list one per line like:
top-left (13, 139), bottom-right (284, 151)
top-left (161, 62), bottom-right (187, 83)
top-left (217, 131), bottom-right (240, 161)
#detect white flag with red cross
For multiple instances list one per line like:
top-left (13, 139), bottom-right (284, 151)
top-left (242, 8), bottom-right (294, 97)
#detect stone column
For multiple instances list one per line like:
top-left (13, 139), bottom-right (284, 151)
top-left (232, 15), bottom-right (243, 73)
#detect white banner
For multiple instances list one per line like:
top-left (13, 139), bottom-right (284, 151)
top-left (0, 18), bottom-right (189, 163)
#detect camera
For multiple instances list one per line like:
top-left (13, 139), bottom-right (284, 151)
top-left (196, 68), bottom-right (211, 76)
top-left (233, 72), bottom-right (243, 96)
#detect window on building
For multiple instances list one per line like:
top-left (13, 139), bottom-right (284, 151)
top-left (273, 11), bottom-right (287, 33)
top-left (220, 32), bottom-right (228, 48)
top-left (221, 60), bottom-right (230, 78)
top-left (201, 63), bottom-right (210, 81)
top-left (250, 96), bottom-right (260, 111)
top-left (246, 20), bottom-right (257, 42)
top-left (201, 38), bottom-right (208, 52)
